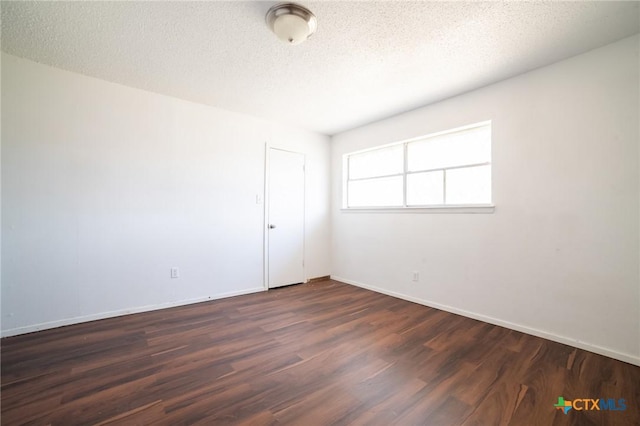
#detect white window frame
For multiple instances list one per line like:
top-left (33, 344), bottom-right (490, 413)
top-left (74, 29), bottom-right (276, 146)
top-left (342, 121), bottom-right (495, 213)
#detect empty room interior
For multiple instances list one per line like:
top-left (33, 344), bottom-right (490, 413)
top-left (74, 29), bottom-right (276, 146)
top-left (1, 1), bottom-right (640, 425)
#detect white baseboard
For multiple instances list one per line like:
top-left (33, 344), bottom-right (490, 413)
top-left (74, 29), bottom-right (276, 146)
top-left (331, 275), bottom-right (640, 367)
top-left (1, 287), bottom-right (265, 338)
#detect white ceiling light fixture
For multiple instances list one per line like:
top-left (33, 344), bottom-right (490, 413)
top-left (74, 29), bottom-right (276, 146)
top-left (266, 3), bottom-right (317, 45)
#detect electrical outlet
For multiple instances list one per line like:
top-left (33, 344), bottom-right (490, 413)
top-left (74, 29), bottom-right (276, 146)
top-left (171, 267), bottom-right (180, 279)
top-left (412, 271), bottom-right (419, 282)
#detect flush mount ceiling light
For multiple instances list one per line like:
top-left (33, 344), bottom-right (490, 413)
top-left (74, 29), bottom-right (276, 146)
top-left (266, 3), bottom-right (317, 45)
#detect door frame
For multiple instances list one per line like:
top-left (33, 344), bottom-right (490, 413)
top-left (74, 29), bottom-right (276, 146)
top-left (263, 144), bottom-right (306, 290)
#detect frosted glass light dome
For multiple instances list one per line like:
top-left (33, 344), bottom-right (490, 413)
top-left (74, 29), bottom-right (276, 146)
top-left (266, 3), bottom-right (317, 45)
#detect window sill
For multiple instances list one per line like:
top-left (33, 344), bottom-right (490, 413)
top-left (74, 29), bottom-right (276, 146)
top-left (340, 205), bottom-right (495, 214)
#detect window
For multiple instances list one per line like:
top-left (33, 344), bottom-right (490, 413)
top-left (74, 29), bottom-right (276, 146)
top-left (344, 122), bottom-right (492, 209)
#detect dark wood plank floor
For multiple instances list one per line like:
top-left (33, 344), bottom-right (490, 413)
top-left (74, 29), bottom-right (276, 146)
top-left (2, 280), bottom-right (639, 425)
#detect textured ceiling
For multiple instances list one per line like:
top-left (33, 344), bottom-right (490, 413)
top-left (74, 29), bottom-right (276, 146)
top-left (2, 1), bottom-right (639, 135)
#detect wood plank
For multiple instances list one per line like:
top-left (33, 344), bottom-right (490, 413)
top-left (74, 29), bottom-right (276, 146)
top-left (2, 279), bottom-right (638, 425)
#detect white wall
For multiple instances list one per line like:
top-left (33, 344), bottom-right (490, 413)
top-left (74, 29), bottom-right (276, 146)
top-left (331, 35), bottom-right (640, 365)
top-left (1, 53), bottom-right (331, 336)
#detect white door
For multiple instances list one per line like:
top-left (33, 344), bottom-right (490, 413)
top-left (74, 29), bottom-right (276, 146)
top-left (267, 148), bottom-right (305, 288)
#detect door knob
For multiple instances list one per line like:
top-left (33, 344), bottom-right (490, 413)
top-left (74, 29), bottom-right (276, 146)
top-left (269, 224), bottom-right (276, 229)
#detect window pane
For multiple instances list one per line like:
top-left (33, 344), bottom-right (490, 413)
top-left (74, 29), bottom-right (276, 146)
top-left (446, 165), bottom-right (491, 204)
top-left (407, 125), bottom-right (490, 171)
top-left (349, 145), bottom-right (403, 179)
top-left (407, 171), bottom-right (444, 205)
top-left (348, 176), bottom-right (403, 207)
